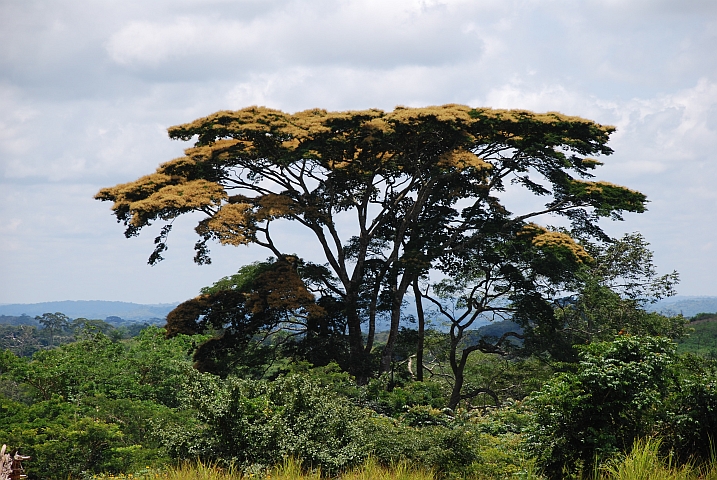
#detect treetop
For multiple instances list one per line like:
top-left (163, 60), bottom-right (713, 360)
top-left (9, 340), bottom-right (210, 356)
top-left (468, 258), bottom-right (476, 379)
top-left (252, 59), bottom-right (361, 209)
top-left (95, 104), bottom-right (642, 268)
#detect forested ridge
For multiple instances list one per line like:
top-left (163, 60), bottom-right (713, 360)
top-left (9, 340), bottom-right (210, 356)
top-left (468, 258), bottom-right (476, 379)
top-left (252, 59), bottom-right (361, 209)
top-left (4, 105), bottom-right (717, 479)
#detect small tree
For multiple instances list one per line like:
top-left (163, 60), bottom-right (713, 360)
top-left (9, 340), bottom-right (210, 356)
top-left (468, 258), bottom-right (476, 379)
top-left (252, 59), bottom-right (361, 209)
top-left (420, 225), bottom-right (591, 410)
top-left (525, 335), bottom-right (709, 479)
top-left (554, 232), bottom-right (685, 355)
top-left (35, 312), bottom-right (70, 347)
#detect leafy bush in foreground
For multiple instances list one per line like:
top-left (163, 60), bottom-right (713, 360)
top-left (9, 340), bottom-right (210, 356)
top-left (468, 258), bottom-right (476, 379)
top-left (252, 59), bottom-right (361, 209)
top-left (157, 372), bottom-right (486, 477)
top-left (0, 327), bottom-right (200, 479)
top-left (526, 335), bottom-right (717, 478)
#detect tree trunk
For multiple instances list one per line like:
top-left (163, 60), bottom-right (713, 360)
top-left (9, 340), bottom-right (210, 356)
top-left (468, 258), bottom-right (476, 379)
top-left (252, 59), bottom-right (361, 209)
top-left (345, 295), bottom-right (368, 384)
top-left (448, 370), bottom-right (464, 410)
top-left (380, 282), bottom-right (401, 374)
top-left (380, 274), bottom-right (412, 373)
top-left (413, 280), bottom-right (425, 381)
top-left (447, 325), bottom-right (464, 410)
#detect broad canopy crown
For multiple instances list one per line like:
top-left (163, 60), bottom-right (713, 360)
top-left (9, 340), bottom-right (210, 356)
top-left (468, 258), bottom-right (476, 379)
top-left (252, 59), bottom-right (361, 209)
top-left (96, 104), bottom-right (643, 253)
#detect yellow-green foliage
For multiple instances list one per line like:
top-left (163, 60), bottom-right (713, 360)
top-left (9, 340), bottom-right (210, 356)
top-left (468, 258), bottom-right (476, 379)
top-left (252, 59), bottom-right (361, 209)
top-left (599, 438), bottom-right (717, 480)
top-left (520, 223), bottom-right (592, 264)
top-left (469, 432), bottom-right (543, 480)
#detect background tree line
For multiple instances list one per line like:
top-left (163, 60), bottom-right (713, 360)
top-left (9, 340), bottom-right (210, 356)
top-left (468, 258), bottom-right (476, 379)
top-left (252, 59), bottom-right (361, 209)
top-left (0, 314), bottom-right (152, 357)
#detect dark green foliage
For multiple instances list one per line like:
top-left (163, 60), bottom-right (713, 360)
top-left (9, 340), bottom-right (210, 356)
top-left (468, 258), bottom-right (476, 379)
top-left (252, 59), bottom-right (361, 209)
top-left (363, 376), bottom-right (448, 416)
top-left (159, 373), bottom-right (372, 473)
top-left (526, 335), bottom-right (717, 478)
top-left (553, 233), bottom-right (686, 361)
top-left (366, 417), bottom-right (479, 477)
top-left (154, 370), bottom-right (488, 477)
top-left (660, 354), bottom-right (717, 462)
top-left (165, 258), bottom-right (347, 377)
top-left (459, 353), bottom-right (554, 405)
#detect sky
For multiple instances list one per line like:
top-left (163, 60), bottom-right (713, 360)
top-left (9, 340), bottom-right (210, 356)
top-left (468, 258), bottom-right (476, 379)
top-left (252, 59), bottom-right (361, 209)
top-left (1, 0), bottom-right (717, 304)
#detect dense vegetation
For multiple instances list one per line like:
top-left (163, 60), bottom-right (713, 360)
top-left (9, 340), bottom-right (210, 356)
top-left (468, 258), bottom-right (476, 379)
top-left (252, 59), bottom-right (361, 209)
top-left (677, 313), bottom-right (717, 357)
top-left (1, 307), bottom-right (716, 479)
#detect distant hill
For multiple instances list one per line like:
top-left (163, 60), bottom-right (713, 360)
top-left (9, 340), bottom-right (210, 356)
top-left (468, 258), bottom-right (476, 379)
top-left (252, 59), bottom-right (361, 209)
top-left (2, 295), bottom-right (713, 328)
top-left (649, 296), bottom-right (717, 318)
top-left (475, 320), bottom-right (522, 339)
top-left (0, 301), bottom-right (178, 323)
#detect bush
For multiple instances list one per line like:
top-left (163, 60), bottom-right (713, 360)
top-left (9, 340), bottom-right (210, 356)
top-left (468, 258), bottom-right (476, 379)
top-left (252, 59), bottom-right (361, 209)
top-left (158, 372), bottom-right (487, 478)
top-left (526, 335), bottom-right (717, 478)
top-left (158, 372), bottom-right (371, 474)
top-left (661, 355), bottom-right (717, 462)
top-left (0, 396), bottom-right (158, 479)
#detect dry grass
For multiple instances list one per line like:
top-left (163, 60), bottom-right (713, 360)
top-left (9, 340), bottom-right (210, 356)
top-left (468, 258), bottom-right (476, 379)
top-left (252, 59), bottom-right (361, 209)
top-left (91, 458), bottom-right (435, 480)
top-left (89, 443), bottom-right (717, 480)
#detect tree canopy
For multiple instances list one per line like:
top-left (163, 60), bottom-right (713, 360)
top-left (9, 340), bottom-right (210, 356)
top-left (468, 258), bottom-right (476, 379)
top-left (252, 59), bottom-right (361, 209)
top-left (96, 104), bottom-right (647, 380)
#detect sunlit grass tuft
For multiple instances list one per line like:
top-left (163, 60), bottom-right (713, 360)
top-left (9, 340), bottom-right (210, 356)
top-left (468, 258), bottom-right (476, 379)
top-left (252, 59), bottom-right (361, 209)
top-left (600, 439), bottom-right (696, 480)
top-left (342, 457), bottom-right (433, 480)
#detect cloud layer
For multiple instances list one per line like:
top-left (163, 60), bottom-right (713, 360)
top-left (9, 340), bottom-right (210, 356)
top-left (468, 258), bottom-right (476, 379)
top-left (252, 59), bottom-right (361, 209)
top-left (2, 0), bottom-right (717, 303)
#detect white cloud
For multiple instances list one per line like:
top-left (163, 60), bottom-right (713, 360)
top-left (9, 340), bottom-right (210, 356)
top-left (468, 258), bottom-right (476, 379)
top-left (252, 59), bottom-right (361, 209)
top-left (105, 1), bottom-right (489, 76)
top-left (106, 17), bottom-right (250, 67)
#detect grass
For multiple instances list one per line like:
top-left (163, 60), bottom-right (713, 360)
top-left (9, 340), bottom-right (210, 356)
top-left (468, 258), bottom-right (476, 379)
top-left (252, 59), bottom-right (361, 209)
top-left (599, 439), bottom-right (717, 480)
top-left (90, 440), bottom-right (717, 480)
top-left (91, 458), bottom-right (435, 480)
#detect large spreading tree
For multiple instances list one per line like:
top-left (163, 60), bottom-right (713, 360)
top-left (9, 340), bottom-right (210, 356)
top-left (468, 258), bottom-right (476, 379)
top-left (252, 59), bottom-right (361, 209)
top-left (96, 105), bottom-right (646, 381)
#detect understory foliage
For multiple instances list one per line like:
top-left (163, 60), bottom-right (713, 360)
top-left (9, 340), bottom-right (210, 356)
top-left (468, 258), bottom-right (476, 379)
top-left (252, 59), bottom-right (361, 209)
top-left (0, 327), bottom-right (199, 479)
top-left (2, 324), bottom-right (717, 479)
top-left (0, 327), bottom-right (532, 479)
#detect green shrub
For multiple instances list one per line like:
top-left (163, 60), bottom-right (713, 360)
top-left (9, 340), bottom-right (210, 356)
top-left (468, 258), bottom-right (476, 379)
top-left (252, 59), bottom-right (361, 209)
top-left (158, 372), bottom-right (485, 477)
top-left (526, 336), bottom-right (717, 479)
top-left (0, 396), bottom-right (157, 479)
top-left (661, 356), bottom-right (717, 462)
top-left (158, 373), bottom-right (371, 473)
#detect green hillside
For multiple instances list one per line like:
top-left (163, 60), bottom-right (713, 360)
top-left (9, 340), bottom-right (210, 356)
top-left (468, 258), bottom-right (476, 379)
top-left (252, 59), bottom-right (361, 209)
top-left (676, 312), bottom-right (717, 357)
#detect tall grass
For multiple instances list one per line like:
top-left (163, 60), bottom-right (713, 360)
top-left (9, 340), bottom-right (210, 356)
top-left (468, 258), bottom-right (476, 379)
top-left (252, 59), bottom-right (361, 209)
top-left (90, 441), bottom-right (717, 480)
top-left (599, 438), bottom-right (717, 480)
top-left (92, 457), bottom-right (435, 480)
